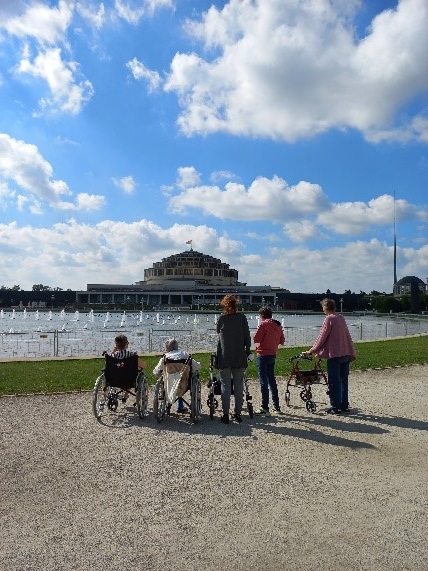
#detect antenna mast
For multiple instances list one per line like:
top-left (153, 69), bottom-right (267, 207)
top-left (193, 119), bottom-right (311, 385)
top-left (393, 191), bottom-right (397, 285)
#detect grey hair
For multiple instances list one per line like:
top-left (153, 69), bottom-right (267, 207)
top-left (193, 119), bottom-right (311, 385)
top-left (320, 298), bottom-right (336, 312)
top-left (165, 338), bottom-right (178, 352)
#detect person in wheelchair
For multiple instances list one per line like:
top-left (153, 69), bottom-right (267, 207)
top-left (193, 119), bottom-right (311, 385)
top-left (153, 338), bottom-right (201, 414)
top-left (106, 334), bottom-right (146, 403)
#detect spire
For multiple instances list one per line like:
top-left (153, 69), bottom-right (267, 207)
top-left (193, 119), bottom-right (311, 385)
top-left (393, 191), bottom-right (397, 285)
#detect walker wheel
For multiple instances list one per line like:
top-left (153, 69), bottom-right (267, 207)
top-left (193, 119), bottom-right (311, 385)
top-left (248, 401), bottom-right (254, 419)
top-left (306, 400), bottom-right (316, 413)
top-left (285, 390), bottom-right (291, 407)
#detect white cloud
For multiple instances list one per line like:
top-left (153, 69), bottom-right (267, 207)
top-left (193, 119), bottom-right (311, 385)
top-left (0, 133), bottom-right (104, 212)
top-left (114, 0), bottom-right (172, 24)
top-left (112, 176), bottom-right (137, 194)
top-left (317, 195), bottom-right (427, 235)
top-left (0, 133), bottom-right (70, 202)
top-left (0, 218), bottom-right (426, 293)
top-left (76, 1), bottom-right (106, 30)
top-left (165, 0), bottom-right (428, 143)
top-left (169, 172), bottom-right (329, 221)
top-left (3, 0), bottom-right (72, 44)
top-left (126, 57), bottom-right (161, 92)
top-left (176, 166), bottom-right (201, 189)
top-left (17, 47), bottom-right (94, 114)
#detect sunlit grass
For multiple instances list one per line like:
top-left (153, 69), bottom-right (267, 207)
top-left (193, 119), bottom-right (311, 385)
top-left (0, 335), bottom-right (426, 395)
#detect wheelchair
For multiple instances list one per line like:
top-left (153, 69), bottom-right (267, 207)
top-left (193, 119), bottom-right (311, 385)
top-left (206, 354), bottom-right (254, 420)
top-left (92, 353), bottom-right (149, 421)
top-left (153, 354), bottom-right (202, 424)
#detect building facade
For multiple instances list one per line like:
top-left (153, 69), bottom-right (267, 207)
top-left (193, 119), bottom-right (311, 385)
top-left (75, 249), bottom-right (289, 309)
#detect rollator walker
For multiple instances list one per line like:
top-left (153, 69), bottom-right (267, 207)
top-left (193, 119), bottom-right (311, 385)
top-left (284, 354), bottom-right (328, 413)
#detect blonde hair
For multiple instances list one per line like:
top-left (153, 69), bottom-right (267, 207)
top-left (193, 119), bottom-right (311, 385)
top-left (220, 294), bottom-right (239, 314)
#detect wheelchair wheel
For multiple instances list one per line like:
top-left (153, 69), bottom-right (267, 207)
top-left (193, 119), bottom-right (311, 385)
top-left (136, 372), bottom-right (148, 420)
top-left (247, 400), bottom-right (254, 419)
top-left (190, 375), bottom-right (202, 424)
top-left (306, 400), bottom-right (317, 413)
top-left (207, 392), bottom-right (216, 420)
top-left (285, 390), bottom-right (291, 407)
top-left (153, 378), bottom-right (166, 423)
top-left (92, 374), bottom-right (106, 420)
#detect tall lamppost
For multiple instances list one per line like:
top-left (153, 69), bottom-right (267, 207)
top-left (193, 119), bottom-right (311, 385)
top-left (340, 298), bottom-right (344, 313)
top-left (51, 294), bottom-right (55, 309)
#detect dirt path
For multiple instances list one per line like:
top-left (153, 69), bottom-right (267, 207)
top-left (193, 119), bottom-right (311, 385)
top-left (1, 365), bottom-right (427, 571)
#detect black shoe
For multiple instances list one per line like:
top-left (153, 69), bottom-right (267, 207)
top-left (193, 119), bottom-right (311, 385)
top-left (233, 414), bottom-right (242, 423)
top-left (220, 414), bottom-right (229, 424)
top-left (341, 407), bottom-right (351, 413)
top-left (177, 407), bottom-right (188, 414)
top-left (325, 407), bottom-right (341, 415)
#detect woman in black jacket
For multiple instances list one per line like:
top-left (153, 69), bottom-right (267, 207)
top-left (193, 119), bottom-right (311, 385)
top-left (216, 295), bottom-right (251, 424)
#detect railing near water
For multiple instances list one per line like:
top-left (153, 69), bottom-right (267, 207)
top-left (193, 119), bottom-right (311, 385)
top-left (1, 317), bottom-right (427, 359)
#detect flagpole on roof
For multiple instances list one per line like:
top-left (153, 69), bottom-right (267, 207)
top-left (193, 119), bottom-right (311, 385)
top-left (186, 239), bottom-right (193, 251)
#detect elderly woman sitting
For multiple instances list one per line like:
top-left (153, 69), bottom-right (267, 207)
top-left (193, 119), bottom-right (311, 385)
top-left (153, 338), bottom-right (201, 413)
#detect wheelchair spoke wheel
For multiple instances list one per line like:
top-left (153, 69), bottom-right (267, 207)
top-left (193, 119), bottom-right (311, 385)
top-left (207, 392), bottom-right (215, 420)
top-left (306, 400), bottom-right (317, 413)
top-left (153, 379), bottom-right (166, 423)
top-left (92, 374), bottom-right (106, 420)
top-left (247, 400), bottom-right (254, 419)
top-left (190, 375), bottom-right (201, 424)
top-left (136, 373), bottom-right (148, 420)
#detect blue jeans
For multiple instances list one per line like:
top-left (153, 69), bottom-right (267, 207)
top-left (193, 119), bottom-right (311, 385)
top-left (257, 355), bottom-right (279, 411)
top-left (326, 356), bottom-right (350, 410)
top-left (177, 397), bottom-right (186, 411)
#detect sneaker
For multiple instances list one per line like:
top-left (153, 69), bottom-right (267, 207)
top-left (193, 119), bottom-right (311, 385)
top-left (177, 407), bottom-right (189, 414)
top-left (341, 407), bottom-right (351, 414)
top-left (220, 414), bottom-right (230, 424)
top-left (256, 408), bottom-right (270, 415)
top-left (325, 407), bottom-right (341, 415)
top-left (233, 414), bottom-right (242, 423)
top-left (272, 407), bottom-right (284, 415)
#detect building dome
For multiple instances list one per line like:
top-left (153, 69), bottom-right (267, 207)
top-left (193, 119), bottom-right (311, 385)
top-left (394, 275), bottom-right (427, 297)
top-left (142, 249), bottom-right (242, 286)
top-left (396, 275), bottom-right (424, 285)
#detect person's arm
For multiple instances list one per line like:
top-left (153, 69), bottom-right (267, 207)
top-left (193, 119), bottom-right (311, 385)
top-left (304, 317), bottom-right (331, 355)
top-left (242, 314), bottom-right (251, 354)
top-left (152, 357), bottom-right (163, 377)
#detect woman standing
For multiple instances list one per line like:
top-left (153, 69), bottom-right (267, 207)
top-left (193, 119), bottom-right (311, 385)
top-left (216, 295), bottom-right (251, 424)
top-left (303, 298), bottom-right (356, 414)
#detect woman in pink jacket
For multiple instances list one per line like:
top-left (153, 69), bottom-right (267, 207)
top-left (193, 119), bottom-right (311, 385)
top-left (304, 298), bottom-right (356, 415)
top-left (253, 306), bottom-right (285, 414)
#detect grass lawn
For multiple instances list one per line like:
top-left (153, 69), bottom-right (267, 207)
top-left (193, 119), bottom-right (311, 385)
top-left (0, 335), bottom-right (427, 395)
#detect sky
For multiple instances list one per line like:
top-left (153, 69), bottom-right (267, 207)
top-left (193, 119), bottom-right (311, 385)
top-left (0, 0), bottom-right (427, 295)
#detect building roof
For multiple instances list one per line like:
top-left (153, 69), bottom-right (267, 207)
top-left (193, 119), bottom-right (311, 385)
top-left (396, 275), bottom-right (424, 285)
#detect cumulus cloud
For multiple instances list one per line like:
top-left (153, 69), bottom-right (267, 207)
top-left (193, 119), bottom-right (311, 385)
top-left (3, 0), bottom-right (72, 44)
top-left (0, 133), bottom-right (104, 212)
top-left (169, 171), bottom-right (330, 221)
top-left (127, 57), bottom-right (161, 92)
top-left (164, 0), bottom-right (428, 143)
top-left (0, 217), bottom-right (426, 292)
top-left (17, 47), bottom-right (94, 114)
top-left (166, 167), bottom-right (427, 241)
top-left (112, 176), bottom-right (137, 194)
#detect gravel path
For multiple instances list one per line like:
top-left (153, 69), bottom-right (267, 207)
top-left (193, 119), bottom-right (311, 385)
top-left (1, 366), bottom-right (427, 571)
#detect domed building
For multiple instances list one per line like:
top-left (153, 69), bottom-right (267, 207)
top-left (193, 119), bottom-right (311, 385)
top-left (76, 247), bottom-right (289, 309)
top-left (141, 250), bottom-right (242, 286)
top-left (393, 275), bottom-right (427, 296)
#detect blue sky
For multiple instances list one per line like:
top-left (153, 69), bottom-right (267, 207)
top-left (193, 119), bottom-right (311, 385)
top-left (0, 0), bottom-right (427, 294)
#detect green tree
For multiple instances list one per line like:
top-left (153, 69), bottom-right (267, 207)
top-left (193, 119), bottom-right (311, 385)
top-left (32, 284), bottom-right (52, 291)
